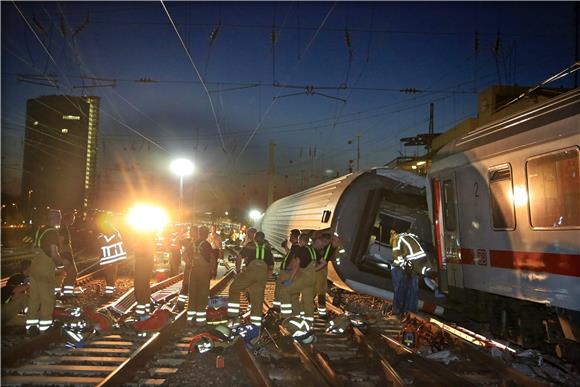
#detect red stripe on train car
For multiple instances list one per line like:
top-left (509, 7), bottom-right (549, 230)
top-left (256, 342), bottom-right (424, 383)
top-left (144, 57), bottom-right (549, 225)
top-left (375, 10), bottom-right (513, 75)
top-left (489, 250), bottom-right (580, 277)
top-left (460, 248), bottom-right (475, 265)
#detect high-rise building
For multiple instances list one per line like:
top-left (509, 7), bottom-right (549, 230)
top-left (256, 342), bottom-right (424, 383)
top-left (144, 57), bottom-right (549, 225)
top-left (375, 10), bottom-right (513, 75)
top-left (21, 95), bottom-right (99, 215)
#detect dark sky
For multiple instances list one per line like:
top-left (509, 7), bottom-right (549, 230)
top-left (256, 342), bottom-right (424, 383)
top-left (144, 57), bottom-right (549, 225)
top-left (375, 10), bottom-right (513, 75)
top-left (2, 1), bottom-right (578, 197)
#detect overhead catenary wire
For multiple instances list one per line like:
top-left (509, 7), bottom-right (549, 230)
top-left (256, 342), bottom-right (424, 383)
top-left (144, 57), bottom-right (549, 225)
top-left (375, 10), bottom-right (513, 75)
top-left (161, 0), bottom-right (228, 156)
top-left (44, 3), bottom-right (169, 154)
top-left (237, 2), bottom-right (337, 161)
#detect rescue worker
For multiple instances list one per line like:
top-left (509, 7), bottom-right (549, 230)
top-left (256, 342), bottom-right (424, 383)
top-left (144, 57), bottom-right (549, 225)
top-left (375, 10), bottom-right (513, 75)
top-left (243, 227), bottom-right (257, 245)
top-left (95, 213), bottom-right (127, 298)
top-left (26, 209), bottom-right (64, 334)
top-left (2, 260), bottom-right (31, 327)
top-left (389, 229), bottom-right (420, 319)
top-left (396, 229), bottom-right (444, 298)
top-left (169, 226), bottom-right (183, 277)
top-left (133, 227), bottom-right (156, 320)
top-left (227, 231), bottom-right (273, 329)
top-left (207, 225), bottom-right (223, 280)
top-left (272, 229), bottom-right (300, 310)
top-left (187, 226), bottom-right (214, 326)
top-left (313, 233), bottom-right (341, 318)
top-left (175, 226), bottom-right (198, 310)
top-left (279, 233), bottom-right (317, 330)
top-left (59, 212), bottom-right (77, 299)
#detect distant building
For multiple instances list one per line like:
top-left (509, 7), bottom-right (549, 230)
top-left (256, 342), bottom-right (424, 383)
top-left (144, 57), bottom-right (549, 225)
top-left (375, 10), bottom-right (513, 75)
top-left (21, 95), bottom-right (99, 215)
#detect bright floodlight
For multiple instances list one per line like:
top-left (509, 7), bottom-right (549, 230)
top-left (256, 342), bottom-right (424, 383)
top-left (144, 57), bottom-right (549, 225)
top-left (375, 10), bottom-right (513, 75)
top-left (170, 158), bottom-right (194, 177)
top-left (249, 209), bottom-right (262, 221)
top-left (128, 204), bottom-right (168, 232)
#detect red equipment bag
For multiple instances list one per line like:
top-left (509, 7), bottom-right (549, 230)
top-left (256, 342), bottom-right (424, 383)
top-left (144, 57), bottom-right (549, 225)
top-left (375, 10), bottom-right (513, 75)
top-left (133, 309), bottom-right (172, 331)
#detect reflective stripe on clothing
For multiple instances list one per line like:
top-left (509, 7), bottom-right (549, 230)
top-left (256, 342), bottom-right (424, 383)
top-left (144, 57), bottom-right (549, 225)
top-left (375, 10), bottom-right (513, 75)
top-left (254, 242), bottom-right (266, 260)
top-left (281, 303), bottom-right (292, 316)
top-left (136, 304), bottom-right (147, 315)
top-left (306, 246), bottom-right (317, 262)
top-left (393, 233), bottom-right (426, 266)
top-left (196, 311), bottom-right (207, 323)
top-left (250, 315), bottom-right (262, 326)
top-left (39, 319), bottom-right (52, 331)
top-left (322, 244), bottom-right (332, 261)
top-left (63, 285), bottom-right (74, 295)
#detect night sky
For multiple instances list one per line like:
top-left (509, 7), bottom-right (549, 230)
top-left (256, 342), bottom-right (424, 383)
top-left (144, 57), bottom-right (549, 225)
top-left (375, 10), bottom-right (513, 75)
top-left (2, 1), bottom-right (578, 200)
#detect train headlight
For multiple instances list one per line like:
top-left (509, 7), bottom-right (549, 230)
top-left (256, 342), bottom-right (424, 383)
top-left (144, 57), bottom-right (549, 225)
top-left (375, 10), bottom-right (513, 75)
top-left (128, 204), bottom-right (168, 232)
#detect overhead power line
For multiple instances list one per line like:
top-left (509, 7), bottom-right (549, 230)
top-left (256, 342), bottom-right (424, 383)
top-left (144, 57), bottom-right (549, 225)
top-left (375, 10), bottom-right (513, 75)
top-left (161, 0), bottom-right (228, 156)
top-left (237, 2), bottom-right (337, 161)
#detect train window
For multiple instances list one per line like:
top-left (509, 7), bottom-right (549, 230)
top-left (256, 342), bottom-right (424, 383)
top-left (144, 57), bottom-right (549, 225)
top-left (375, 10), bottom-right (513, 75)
top-left (488, 164), bottom-right (516, 230)
top-left (376, 213), bottom-right (411, 245)
top-left (527, 147), bottom-right (580, 228)
top-left (442, 180), bottom-right (457, 231)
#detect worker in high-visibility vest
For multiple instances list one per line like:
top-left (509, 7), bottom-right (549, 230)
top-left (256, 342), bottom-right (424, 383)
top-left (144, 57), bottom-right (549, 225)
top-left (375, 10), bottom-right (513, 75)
top-left (175, 226), bottom-right (199, 310)
top-left (313, 233), bottom-right (341, 318)
top-left (95, 213), bottom-right (127, 298)
top-left (58, 212), bottom-right (77, 299)
top-left (279, 233), bottom-right (317, 331)
top-left (227, 231), bottom-right (273, 329)
top-left (272, 228), bottom-right (300, 310)
top-left (132, 229), bottom-right (156, 320)
top-left (389, 229), bottom-right (423, 319)
top-left (187, 226), bottom-right (214, 326)
top-left (26, 209), bottom-right (64, 334)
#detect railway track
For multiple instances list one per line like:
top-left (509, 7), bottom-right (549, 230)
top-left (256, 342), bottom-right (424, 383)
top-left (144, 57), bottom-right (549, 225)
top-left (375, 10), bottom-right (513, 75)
top-left (0, 261), bottom-right (558, 386)
top-left (326, 296), bottom-right (546, 386)
top-left (1, 266), bottom-right (108, 367)
top-left (1, 272), bottom-right (193, 386)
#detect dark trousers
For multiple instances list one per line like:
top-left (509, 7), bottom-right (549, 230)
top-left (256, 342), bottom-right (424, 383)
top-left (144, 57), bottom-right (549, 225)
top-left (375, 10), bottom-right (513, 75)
top-left (179, 260), bottom-right (192, 296)
top-left (60, 252), bottom-right (77, 292)
top-left (135, 254), bottom-right (154, 305)
top-left (391, 266), bottom-right (418, 315)
top-left (104, 263), bottom-right (118, 287)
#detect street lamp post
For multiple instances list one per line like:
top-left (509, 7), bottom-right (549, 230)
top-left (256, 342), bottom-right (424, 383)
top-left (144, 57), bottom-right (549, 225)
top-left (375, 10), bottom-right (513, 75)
top-left (170, 158), bottom-right (194, 223)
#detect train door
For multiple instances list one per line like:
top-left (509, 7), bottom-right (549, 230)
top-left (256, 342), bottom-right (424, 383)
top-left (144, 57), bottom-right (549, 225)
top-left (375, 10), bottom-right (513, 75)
top-left (432, 173), bottom-right (463, 290)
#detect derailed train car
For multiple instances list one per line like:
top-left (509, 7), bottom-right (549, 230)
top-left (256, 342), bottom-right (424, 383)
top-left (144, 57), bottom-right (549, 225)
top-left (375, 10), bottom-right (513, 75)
top-left (260, 168), bottom-right (441, 311)
top-left (427, 87), bottom-right (580, 355)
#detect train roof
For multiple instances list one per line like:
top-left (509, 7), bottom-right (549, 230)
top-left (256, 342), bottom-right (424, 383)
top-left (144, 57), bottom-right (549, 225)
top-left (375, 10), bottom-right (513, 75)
top-left (434, 87), bottom-right (580, 160)
top-left (260, 167), bottom-right (425, 248)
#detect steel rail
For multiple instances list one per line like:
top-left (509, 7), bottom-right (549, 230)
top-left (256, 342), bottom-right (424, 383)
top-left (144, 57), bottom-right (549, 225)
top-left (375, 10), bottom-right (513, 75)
top-left (97, 269), bottom-right (235, 386)
top-left (1, 266), bottom-right (106, 368)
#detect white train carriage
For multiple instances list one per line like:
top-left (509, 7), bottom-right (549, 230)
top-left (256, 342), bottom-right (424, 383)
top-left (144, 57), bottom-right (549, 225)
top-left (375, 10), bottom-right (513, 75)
top-left (428, 87), bottom-right (580, 352)
top-left (260, 168), bottom-right (443, 310)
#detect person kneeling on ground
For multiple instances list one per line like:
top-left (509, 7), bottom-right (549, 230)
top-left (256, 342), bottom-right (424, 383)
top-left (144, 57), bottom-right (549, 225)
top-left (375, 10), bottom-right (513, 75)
top-left (2, 260), bottom-right (32, 327)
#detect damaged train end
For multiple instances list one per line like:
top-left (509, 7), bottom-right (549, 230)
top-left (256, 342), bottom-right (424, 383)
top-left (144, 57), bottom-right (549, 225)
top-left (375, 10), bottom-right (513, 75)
top-left (260, 168), bottom-right (444, 314)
